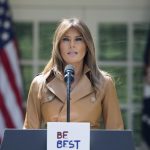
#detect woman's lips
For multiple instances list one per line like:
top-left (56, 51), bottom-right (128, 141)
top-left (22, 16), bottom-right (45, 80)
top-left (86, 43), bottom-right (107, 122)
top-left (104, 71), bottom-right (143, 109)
top-left (67, 51), bottom-right (78, 56)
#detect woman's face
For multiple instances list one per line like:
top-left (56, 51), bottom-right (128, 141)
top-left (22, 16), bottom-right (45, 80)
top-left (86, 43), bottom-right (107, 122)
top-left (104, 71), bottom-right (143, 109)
top-left (59, 27), bottom-right (87, 66)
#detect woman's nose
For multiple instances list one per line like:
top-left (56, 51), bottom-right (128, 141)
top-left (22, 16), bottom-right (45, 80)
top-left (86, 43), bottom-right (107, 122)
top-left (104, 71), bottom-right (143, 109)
top-left (70, 39), bottom-right (75, 48)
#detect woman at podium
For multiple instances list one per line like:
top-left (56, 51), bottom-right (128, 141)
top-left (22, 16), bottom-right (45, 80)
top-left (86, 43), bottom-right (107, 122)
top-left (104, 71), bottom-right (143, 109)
top-left (23, 18), bottom-right (124, 130)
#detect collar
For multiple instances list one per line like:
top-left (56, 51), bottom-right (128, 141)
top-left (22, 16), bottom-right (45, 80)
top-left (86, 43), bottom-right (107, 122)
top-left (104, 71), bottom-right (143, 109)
top-left (43, 65), bottom-right (94, 103)
top-left (44, 64), bottom-right (91, 82)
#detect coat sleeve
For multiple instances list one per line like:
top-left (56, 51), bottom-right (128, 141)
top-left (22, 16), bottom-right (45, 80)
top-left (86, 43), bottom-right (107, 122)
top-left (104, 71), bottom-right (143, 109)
top-left (23, 76), bottom-right (42, 129)
top-left (102, 75), bottom-right (124, 129)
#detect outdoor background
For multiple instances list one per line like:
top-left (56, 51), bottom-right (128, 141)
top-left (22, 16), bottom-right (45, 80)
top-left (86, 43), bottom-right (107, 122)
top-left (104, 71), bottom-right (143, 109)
top-left (9, 0), bottom-right (150, 149)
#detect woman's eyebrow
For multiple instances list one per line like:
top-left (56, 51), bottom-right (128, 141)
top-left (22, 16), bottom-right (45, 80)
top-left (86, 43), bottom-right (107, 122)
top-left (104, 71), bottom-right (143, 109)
top-left (62, 34), bottom-right (83, 37)
top-left (76, 35), bottom-right (83, 37)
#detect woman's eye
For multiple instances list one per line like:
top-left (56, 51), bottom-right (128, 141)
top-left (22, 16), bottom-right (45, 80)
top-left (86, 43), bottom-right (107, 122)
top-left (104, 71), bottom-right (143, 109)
top-left (62, 37), bottom-right (69, 41)
top-left (75, 37), bottom-right (83, 41)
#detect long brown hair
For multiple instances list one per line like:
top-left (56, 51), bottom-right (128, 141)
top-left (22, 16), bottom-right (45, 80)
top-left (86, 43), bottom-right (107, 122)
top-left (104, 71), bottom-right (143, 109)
top-left (43, 18), bottom-right (103, 89)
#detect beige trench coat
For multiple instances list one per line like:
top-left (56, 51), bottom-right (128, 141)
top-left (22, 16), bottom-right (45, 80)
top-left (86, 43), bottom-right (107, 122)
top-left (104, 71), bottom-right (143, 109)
top-left (23, 66), bottom-right (124, 129)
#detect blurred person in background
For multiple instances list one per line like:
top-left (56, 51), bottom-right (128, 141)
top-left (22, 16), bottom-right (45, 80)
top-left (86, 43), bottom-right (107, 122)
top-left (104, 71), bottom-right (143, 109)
top-left (141, 30), bottom-right (150, 149)
top-left (23, 18), bottom-right (124, 129)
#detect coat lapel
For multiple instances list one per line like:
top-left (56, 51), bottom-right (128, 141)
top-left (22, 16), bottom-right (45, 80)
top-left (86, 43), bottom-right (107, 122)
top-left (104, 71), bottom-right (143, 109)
top-left (44, 65), bottom-right (94, 103)
top-left (46, 77), bottom-right (67, 103)
top-left (71, 74), bottom-right (94, 102)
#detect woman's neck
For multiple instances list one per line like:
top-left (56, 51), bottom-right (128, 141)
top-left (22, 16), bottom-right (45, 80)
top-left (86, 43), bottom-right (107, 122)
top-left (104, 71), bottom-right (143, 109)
top-left (68, 62), bottom-right (84, 90)
top-left (73, 63), bottom-right (84, 79)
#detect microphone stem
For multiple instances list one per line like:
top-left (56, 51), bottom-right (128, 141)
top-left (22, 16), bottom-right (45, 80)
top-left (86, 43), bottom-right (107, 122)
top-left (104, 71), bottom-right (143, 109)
top-left (67, 76), bottom-right (71, 122)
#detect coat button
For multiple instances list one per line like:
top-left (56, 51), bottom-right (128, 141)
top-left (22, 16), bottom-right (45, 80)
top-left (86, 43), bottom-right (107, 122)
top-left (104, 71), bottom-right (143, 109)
top-left (48, 95), bottom-right (54, 101)
top-left (91, 97), bottom-right (96, 103)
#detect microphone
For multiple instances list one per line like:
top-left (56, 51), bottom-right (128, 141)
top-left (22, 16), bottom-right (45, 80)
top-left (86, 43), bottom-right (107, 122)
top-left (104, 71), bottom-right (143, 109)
top-left (64, 64), bottom-right (74, 84)
top-left (64, 64), bottom-right (74, 122)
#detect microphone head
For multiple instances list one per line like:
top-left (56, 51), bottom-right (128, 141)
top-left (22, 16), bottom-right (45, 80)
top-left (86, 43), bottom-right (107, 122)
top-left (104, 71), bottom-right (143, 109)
top-left (64, 64), bottom-right (74, 75)
top-left (64, 64), bottom-right (74, 83)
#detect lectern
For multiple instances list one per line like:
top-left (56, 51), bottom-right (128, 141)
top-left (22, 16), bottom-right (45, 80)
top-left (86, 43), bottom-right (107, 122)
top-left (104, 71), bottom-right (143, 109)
top-left (0, 129), bottom-right (135, 150)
